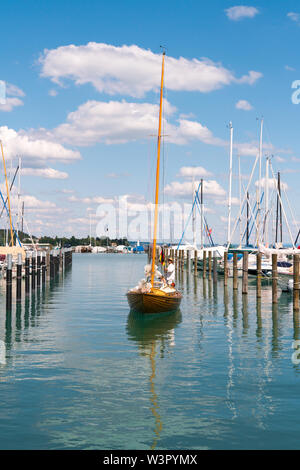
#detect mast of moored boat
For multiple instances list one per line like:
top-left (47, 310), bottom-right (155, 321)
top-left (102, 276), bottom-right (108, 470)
top-left (238, 154), bottom-right (242, 248)
top-left (192, 175), bottom-right (196, 248)
top-left (200, 178), bottom-right (204, 250)
top-left (0, 140), bottom-right (14, 246)
top-left (227, 122), bottom-right (233, 247)
top-left (151, 51), bottom-right (165, 287)
top-left (257, 118), bottom-right (263, 247)
top-left (265, 156), bottom-right (269, 247)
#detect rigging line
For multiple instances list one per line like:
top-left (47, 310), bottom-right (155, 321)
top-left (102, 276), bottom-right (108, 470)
top-left (23, 216), bottom-right (37, 251)
top-left (203, 216), bottom-right (214, 246)
top-left (243, 193), bottom-right (264, 244)
top-left (195, 194), bottom-right (214, 246)
top-left (228, 152), bottom-right (260, 248)
top-left (262, 184), bottom-right (276, 244)
top-left (241, 193), bottom-right (263, 242)
top-left (176, 182), bottom-right (201, 250)
top-left (0, 188), bottom-right (22, 247)
top-left (269, 162), bottom-right (295, 248)
top-left (0, 165), bottom-right (19, 219)
top-left (0, 141), bottom-right (14, 246)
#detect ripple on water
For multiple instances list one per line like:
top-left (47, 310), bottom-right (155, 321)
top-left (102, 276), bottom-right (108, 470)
top-left (0, 253), bottom-right (299, 449)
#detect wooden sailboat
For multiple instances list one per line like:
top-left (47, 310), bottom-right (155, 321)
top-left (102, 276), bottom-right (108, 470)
top-left (127, 51), bottom-right (182, 314)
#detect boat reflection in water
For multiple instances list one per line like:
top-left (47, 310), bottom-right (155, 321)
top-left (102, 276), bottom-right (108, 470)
top-left (126, 309), bottom-right (182, 449)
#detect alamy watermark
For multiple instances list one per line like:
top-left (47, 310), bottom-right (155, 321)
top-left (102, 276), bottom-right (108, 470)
top-left (94, 196), bottom-right (210, 243)
top-left (291, 80), bottom-right (300, 104)
top-left (292, 340), bottom-right (300, 365)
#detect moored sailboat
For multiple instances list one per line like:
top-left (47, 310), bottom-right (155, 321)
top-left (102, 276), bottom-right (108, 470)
top-left (127, 51), bottom-right (182, 314)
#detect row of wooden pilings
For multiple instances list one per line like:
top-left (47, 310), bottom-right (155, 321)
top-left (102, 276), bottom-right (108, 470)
top-left (148, 247), bottom-right (300, 311)
top-left (5, 248), bottom-right (73, 311)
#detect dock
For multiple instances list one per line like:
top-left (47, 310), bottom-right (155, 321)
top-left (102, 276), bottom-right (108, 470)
top-left (148, 246), bottom-right (300, 311)
top-left (4, 248), bottom-right (73, 311)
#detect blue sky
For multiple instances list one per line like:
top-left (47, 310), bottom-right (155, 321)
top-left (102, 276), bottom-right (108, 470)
top-left (1, 0), bottom-right (300, 244)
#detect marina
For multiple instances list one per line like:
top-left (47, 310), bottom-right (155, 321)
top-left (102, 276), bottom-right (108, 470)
top-left (1, 0), bottom-right (300, 455)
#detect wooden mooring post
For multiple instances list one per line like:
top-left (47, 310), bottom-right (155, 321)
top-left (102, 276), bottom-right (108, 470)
top-left (186, 250), bottom-right (190, 270)
top-left (233, 252), bottom-right (238, 290)
top-left (36, 253), bottom-right (41, 287)
top-left (293, 254), bottom-right (300, 311)
top-left (208, 251), bottom-right (212, 281)
top-left (25, 251), bottom-right (30, 295)
top-left (3, 247), bottom-right (72, 306)
top-left (42, 252), bottom-right (46, 284)
top-left (224, 252), bottom-right (228, 286)
top-left (203, 251), bottom-right (207, 279)
top-left (194, 250), bottom-right (197, 276)
top-left (257, 253), bottom-right (262, 299)
top-left (6, 254), bottom-right (12, 311)
top-left (242, 252), bottom-right (248, 295)
top-left (50, 251), bottom-right (54, 279)
top-left (174, 250), bottom-right (178, 272)
top-left (272, 254), bottom-right (278, 304)
top-left (16, 253), bottom-right (22, 303)
top-left (31, 253), bottom-right (36, 291)
top-left (213, 251), bottom-right (217, 283)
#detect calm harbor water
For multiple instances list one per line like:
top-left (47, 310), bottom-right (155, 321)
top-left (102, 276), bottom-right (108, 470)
top-left (0, 253), bottom-right (300, 450)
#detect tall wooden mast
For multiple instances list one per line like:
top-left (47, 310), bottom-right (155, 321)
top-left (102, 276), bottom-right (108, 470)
top-left (151, 51), bottom-right (165, 287)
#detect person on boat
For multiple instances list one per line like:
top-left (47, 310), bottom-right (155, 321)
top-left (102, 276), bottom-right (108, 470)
top-left (164, 257), bottom-right (175, 286)
top-left (143, 263), bottom-right (164, 285)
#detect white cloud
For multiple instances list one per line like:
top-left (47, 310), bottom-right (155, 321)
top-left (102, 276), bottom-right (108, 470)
top-left (68, 195), bottom-right (115, 204)
top-left (235, 99), bottom-right (253, 111)
top-left (176, 119), bottom-right (226, 146)
top-left (236, 70), bottom-right (262, 85)
top-left (6, 83), bottom-right (25, 97)
top-left (285, 65), bottom-right (295, 71)
top-left (49, 99), bottom-right (226, 147)
top-left (164, 180), bottom-right (226, 198)
top-left (0, 126), bottom-right (81, 163)
top-left (53, 100), bottom-right (165, 145)
top-left (0, 82), bottom-right (25, 112)
top-left (215, 197), bottom-right (240, 206)
top-left (0, 97), bottom-right (23, 112)
top-left (21, 167), bottom-right (69, 179)
top-left (39, 42), bottom-right (262, 97)
top-left (255, 177), bottom-right (288, 191)
top-left (177, 166), bottom-right (213, 178)
top-left (225, 6), bottom-right (259, 21)
top-left (287, 12), bottom-right (300, 23)
top-left (5, 190), bottom-right (57, 212)
top-left (234, 140), bottom-right (287, 157)
top-left (21, 195), bottom-right (57, 209)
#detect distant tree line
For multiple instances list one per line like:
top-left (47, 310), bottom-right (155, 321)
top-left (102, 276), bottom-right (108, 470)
top-left (0, 229), bottom-right (130, 248)
top-left (0, 229), bottom-right (30, 245)
top-left (38, 235), bottom-right (130, 248)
